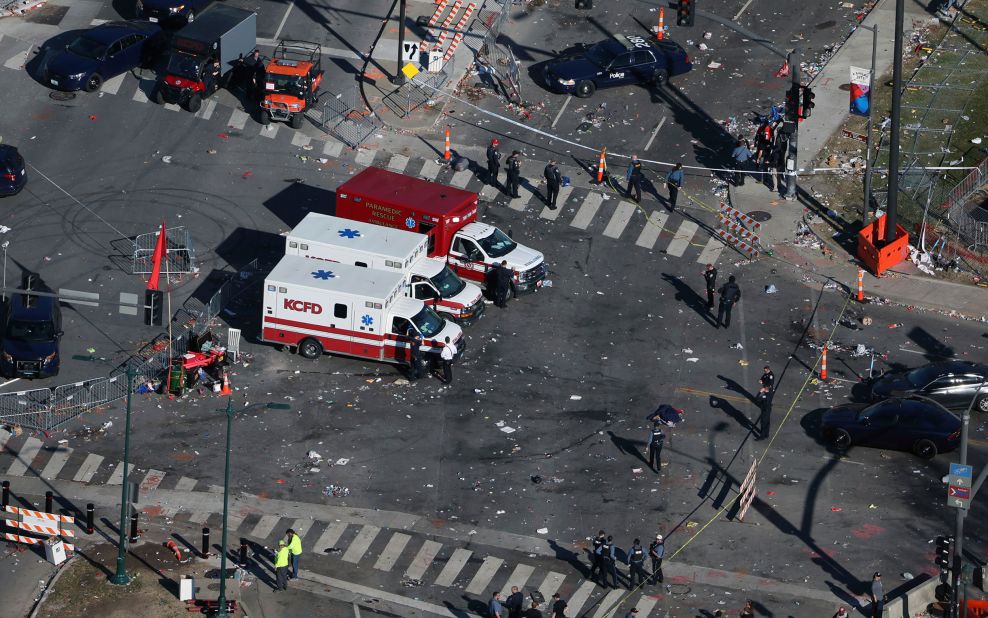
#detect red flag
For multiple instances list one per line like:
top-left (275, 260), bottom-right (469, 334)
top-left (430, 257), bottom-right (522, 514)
top-left (147, 222), bottom-right (167, 291)
top-left (775, 61), bottom-right (790, 78)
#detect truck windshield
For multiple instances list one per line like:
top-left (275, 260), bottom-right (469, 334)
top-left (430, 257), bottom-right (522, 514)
top-left (475, 227), bottom-right (517, 258)
top-left (167, 52), bottom-right (203, 81)
top-left (266, 73), bottom-right (306, 98)
top-left (410, 305), bottom-right (445, 339)
top-left (6, 320), bottom-right (55, 342)
top-left (430, 265), bottom-right (466, 297)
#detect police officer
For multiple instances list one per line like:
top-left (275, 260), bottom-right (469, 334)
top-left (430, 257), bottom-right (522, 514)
top-left (648, 534), bottom-right (665, 584)
top-left (601, 535), bottom-right (619, 589)
top-left (665, 163), bottom-right (683, 210)
top-left (588, 530), bottom-right (606, 581)
top-left (627, 538), bottom-right (647, 589)
top-left (755, 385), bottom-right (773, 441)
top-left (646, 422), bottom-right (664, 473)
top-left (625, 155), bottom-right (644, 203)
top-left (506, 150), bottom-right (522, 198)
top-left (239, 49), bottom-right (262, 98)
top-left (702, 263), bottom-right (717, 310)
top-left (406, 326), bottom-right (424, 381)
top-left (717, 275), bottom-right (742, 329)
top-left (493, 260), bottom-right (513, 308)
top-left (505, 585), bottom-right (524, 618)
top-left (760, 365), bottom-right (775, 391)
top-left (731, 138), bottom-right (753, 186)
top-left (544, 160), bottom-right (562, 209)
top-left (204, 56), bottom-right (221, 95)
top-left (487, 139), bottom-right (502, 187)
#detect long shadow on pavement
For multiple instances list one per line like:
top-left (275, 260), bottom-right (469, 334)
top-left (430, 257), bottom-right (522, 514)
top-left (660, 273), bottom-right (718, 327)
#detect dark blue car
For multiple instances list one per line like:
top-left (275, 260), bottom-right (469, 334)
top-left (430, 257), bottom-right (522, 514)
top-left (543, 35), bottom-right (691, 97)
top-left (0, 292), bottom-right (63, 379)
top-left (45, 21), bottom-right (165, 92)
top-left (0, 146), bottom-right (26, 197)
top-left (820, 396), bottom-right (961, 458)
top-left (138, 0), bottom-right (212, 26)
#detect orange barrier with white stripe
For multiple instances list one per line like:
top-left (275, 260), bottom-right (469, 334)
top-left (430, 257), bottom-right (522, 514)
top-left (432, 0), bottom-right (463, 51)
top-left (443, 3), bottom-right (476, 62)
top-left (6, 519), bottom-right (75, 537)
top-left (596, 147), bottom-right (607, 183)
top-left (4, 505), bottom-right (74, 523)
top-left (857, 268), bottom-right (864, 302)
top-left (820, 344), bottom-right (828, 380)
top-left (443, 126), bottom-right (451, 161)
top-left (717, 215), bottom-right (760, 245)
top-left (420, 0), bottom-right (451, 52)
top-left (4, 533), bottom-right (73, 552)
top-left (716, 229), bottom-right (759, 259)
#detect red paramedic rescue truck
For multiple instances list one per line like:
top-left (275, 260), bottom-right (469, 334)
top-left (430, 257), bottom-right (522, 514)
top-left (335, 168), bottom-right (548, 296)
top-left (262, 255), bottom-right (465, 365)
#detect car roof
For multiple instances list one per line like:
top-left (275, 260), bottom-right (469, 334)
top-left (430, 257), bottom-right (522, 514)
top-left (84, 21), bottom-right (156, 43)
top-left (8, 293), bottom-right (57, 320)
top-left (0, 145), bottom-right (20, 163)
top-left (925, 359), bottom-right (987, 376)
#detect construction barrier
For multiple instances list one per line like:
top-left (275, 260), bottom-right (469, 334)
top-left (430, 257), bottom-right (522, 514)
top-left (419, 0), bottom-right (450, 52)
top-left (657, 8), bottom-right (664, 40)
top-left (737, 461), bottom-right (757, 521)
top-left (432, 0), bottom-right (463, 52)
top-left (4, 505), bottom-right (74, 523)
top-left (443, 126), bottom-right (451, 161)
top-left (717, 215), bottom-right (761, 244)
top-left (443, 2), bottom-right (476, 62)
top-left (7, 519), bottom-right (75, 537)
top-left (596, 147), bottom-right (607, 183)
top-left (718, 202), bottom-right (762, 232)
top-left (820, 345), bottom-right (828, 380)
top-left (716, 229), bottom-right (759, 259)
top-left (4, 533), bottom-right (73, 552)
top-left (857, 268), bottom-right (864, 302)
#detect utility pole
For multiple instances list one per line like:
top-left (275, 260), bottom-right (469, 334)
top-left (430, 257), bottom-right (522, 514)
top-left (109, 366), bottom-right (136, 586)
top-left (885, 0), bottom-right (905, 242)
top-left (951, 379), bottom-right (986, 618)
top-left (393, 0), bottom-right (407, 85)
top-left (860, 24), bottom-right (878, 226)
top-left (784, 47), bottom-right (801, 200)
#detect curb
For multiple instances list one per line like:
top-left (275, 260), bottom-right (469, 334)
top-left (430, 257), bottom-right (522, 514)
top-left (27, 552), bottom-right (76, 618)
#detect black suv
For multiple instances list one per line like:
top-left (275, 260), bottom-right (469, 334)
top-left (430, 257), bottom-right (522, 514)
top-left (870, 360), bottom-right (988, 413)
top-left (0, 290), bottom-right (62, 379)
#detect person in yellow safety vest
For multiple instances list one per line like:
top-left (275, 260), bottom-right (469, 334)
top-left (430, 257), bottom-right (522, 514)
top-left (274, 539), bottom-right (290, 591)
top-left (286, 528), bottom-right (302, 580)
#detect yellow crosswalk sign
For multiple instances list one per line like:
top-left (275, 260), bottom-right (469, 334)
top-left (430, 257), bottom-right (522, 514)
top-left (401, 63), bottom-right (420, 79)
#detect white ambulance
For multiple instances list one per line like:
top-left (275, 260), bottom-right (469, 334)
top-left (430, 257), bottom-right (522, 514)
top-left (285, 214), bottom-right (486, 325)
top-left (261, 255), bottom-right (465, 365)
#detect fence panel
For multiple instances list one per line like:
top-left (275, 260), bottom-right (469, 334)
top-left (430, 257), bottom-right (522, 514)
top-left (0, 388), bottom-right (54, 432)
top-left (51, 378), bottom-right (113, 430)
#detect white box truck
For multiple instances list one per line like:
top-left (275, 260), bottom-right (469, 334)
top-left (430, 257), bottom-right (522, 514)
top-left (261, 255), bottom-right (465, 365)
top-left (286, 214), bottom-right (486, 325)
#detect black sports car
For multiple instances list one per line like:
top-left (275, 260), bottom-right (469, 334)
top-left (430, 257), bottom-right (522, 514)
top-left (821, 397), bottom-right (961, 458)
top-left (870, 360), bottom-right (988, 413)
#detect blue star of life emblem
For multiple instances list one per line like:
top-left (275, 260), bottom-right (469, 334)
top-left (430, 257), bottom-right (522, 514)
top-left (338, 228), bottom-right (361, 239)
top-left (405, 217), bottom-right (416, 229)
top-left (311, 270), bottom-right (336, 280)
top-left (361, 314), bottom-right (374, 326)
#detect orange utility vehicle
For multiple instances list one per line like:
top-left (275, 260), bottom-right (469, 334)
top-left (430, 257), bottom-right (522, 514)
top-left (259, 40), bottom-right (323, 129)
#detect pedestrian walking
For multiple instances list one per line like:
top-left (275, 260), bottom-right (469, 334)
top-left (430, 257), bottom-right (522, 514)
top-left (601, 535), bottom-right (619, 588)
top-left (648, 534), bottom-right (665, 584)
top-left (833, 607), bottom-right (849, 618)
top-left (506, 150), bottom-right (522, 198)
top-left (589, 530), bottom-right (606, 581)
top-left (273, 539), bottom-right (290, 591)
top-left (493, 260), bottom-right (513, 308)
top-left (549, 592), bottom-right (568, 618)
top-left (487, 139), bottom-right (502, 187)
top-left (523, 601), bottom-right (544, 618)
top-left (439, 336), bottom-right (457, 384)
top-left (870, 572), bottom-right (885, 618)
top-left (716, 275), bottom-right (742, 328)
top-left (739, 600), bottom-right (755, 617)
top-left (627, 538), bottom-right (647, 589)
top-left (731, 138), bottom-right (753, 186)
top-left (755, 385), bottom-right (773, 440)
top-left (646, 422), bottom-right (665, 473)
top-left (506, 585), bottom-right (524, 618)
top-left (544, 160), bottom-right (562, 209)
top-left (702, 263), bottom-right (717, 310)
top-left (286, 528), bottom-right (302, 579)
top-left (625, 155), bottom-right (644, 203)
top-left (666, 163), bottom-right (684, 210)
top-left (489, 591), bottom-right (505, 618)
top-left (406, 327), bottom-right (424, 381)
top-left (760, 365), bottom-right (775, 391)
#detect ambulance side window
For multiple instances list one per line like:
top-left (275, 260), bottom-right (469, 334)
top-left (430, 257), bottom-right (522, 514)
top-left (453, 237), bottom-right (481, 261)
top-left (355, 261), bottom-right (368, 268)
top-left (392, 317), bottom-right (411, 335)
top-left (413, 283), bottom-right (438, 300)
top-left (334, 304), bottom-right (347, 319)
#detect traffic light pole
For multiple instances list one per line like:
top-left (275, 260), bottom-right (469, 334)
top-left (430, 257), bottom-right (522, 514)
top-left (860, 23), bottom-right (879, 226)
top-left (784, 47), bottom-right (801, 200)
top-left (951, 380), bottom-right (986, 618)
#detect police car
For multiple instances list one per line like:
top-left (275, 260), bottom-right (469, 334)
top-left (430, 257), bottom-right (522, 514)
top-left (542, 35), bottom-right (691, 97)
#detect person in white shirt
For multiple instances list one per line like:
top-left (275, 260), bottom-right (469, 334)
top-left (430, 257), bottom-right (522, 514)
top-left (439, 337), bottom-right (457, 384)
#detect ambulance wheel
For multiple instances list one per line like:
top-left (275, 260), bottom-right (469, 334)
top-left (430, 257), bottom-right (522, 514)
top-left (289, 112), bottom-right (303, 129)
top-left (185, 94), bottom-right (202, 113)
top-left (575, 80), bottom-right (595, 98)
top-left (298, 338), bottom-right (323, 359)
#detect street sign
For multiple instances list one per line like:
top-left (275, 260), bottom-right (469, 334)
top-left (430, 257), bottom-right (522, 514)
top-left (401, 42), bottom-right (419, 63)
top-left (947, 463), bottom-right (973, 509)
top-left (401, 62), bottom-right (420, 80)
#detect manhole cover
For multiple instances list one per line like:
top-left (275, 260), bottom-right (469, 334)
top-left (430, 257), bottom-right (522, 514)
top-left (748, 210), bottom-right (772, 222)
top-left (49, 91), bottom-right (76, 102)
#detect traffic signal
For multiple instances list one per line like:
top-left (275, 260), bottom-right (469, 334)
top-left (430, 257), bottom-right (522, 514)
top-left (784, 84), bottom-right (800, 122)
top-left (145, 289), bottom-right (163, 326)
top-left (677, 0), bottom-right (695, 27)
top-left (935, 535), bottom-right (953, 570)
top-left (801, 86), bottom-right (816, 119)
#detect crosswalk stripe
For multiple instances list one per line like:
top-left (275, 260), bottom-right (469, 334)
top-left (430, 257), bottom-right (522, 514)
top-left (0, 428), bottom-right (12, 451)
top-left (635, 593), bottom-right (659, 616)
top-left (405, 539), bottom-right (442, 580)
top-left (592, 588), bottom-right (626, 618)
top-left (163, 102), bottom-right (181, 112)
top-left (635, 211), bottom-right (669, 249)
top-left (290, 518), bottom-right (313, 540)
top-left (312, 522), bottom-right (347, 554)
top-left (419, 159), bottom-right (441, 180)
top-left (173, 476), bottom-right (198, 491)
top-left (106, 461), bottom-right (127, 485)
top-left (195, 99), bottom-right (216, 120)
top-left (499, 563), bottom-right (535, 598)
top-left (465, 556), bottom-right (504, 595)
top-left (537, 571), bottom-right (566, 600)
top-left (665, 219), bottom-right (699, 257)
top-left (508, 179), bottom-right (537, 212)
top-left (539, 186), bottom-right (572, 220)
top-left (323, 140), bottom-right (344, 158)
top-left (373, 532), bottom-right (411, 572)
top-left (342, 525), bottom-right (380, 563)
top-left (250, 514), bottom-right (281, 539)
top-left (132, 84), bottom-right (150, 103)
top-left (227, 109), bottom-right (249, 130)
top-left (138, 469), bottom-right (166, 499)
top-left (6, 437), bottom-right (43, 476)
top-left (40, 446), bottom-right (72, 480)
top-left (291, 132), bottom-right (311, 148)
top-left (3, 50), bottom-right (29, 70)
top-left (479, 182), bottom-right (500, 202)
top-left (450, 169), bottom-right (472, 189)
top-left (570, 193), bottom-right (603, 230)
top-left (696, 234), bottom-right (726, 264)
top-left (89, 18), bottom-right (108, 25)
top-left (565, 580), bottom-right (597, 616)
top-left (354, 149), bottom-right (376, 166)
top-left (261, 123), bottom-right (279, 139)
top-left (226, 513), bottom-right (246, 532)
top-left (188, 511), bottom-right (211, 524)
top-left (387, 154), bottom-right (409, 172)
top-left (602, 200), bottom-right (638, 239)
top-left (72, 454), bottom-right (104, 483)
top-left (100, 74), bottom-right (126, 95)
top-left (433, 547), bottom-right (472, 587)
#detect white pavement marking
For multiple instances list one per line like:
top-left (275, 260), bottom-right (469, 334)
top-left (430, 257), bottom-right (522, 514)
top-left (570, 192), bottom-right (603, 229)
top-left (0, 428), bottom-right (10, 451)
top-left (733, 0), bottom-right (757, 20)
top-left (132, 84), bottom-right (150, 103)
top-left (226, 513), bottom-right (247, 532)
top-left (635, 594), bottom-right (659, 616)
top-left (387, 154), bottom-right (409, 172)
top-left (354, 149), bottom-right (376, 166)
top-left (304, 570), bottom-right (469, 618)
top-left (163, 103), bottom-right (181, 112)
top-left (273, 0), bottom-right (296, 41)
top-left (696, 234), bottom-right (726, 264)
top-left (100, 74), bottom-right (126, 95)
top-left (342, 525), bottom-right (380, 563)
top-left (261, 123), bottom-right (280, 139)
top-left (465, 556), bottom-right (504, 595)
top-left (250, 514), bottom-right (281, 539)
top-left (499, 563), bottom-right (535, 598)
top-left (433, 548), bottom-right (472, 587)
top-left (106, 461), bottom-right (126, 485)
top-left (227, 109), bottom-right (249, 130)
top-left (174, 476), bottom-right (198, 491)
top-left (0, 379), bottom-right (19, 389)
top-left (539, 185), bottom-right (572, 220)
top-left (3, 50), bottom-right (29, 70)
top-left (291, 132), bottom-right (311, 148)
top-left (188, 511), bottom-right (211, 524)
top-left (353, 602), bottom-right (361, 618)
top-left (6, 437), bottom-right (43, 476)
top-left (551, 95), bottom-right (573, 128)
top-left (405, 539), bottom-right (442, 580)
top-left (323, 140), bottom-right (344, 158)
top-left (665, 219), bottom-right (699, 257)
top-left (291, 518), bottom-right (313, 539)
top-left (566, 580), bottom-right (597, 616)
top-left (312, 522), bottom-right (348, 553)
top-left (138, 469), bottom-right (166, 499)
top-left (419, 159), bottom-right (442, 180)
top-left (41, 447), bottom-right (72, 480)
top-left (509, 179), bottom-right (538, 212)
top-left (89, 18), bottom-right (108, 25)
top-left (537, 571), bottom-right (566, 600)
top-left (479, 183), bottom-right (500, 201)
top-left (635, 211), bottom-right (669, 249)
top-left (602, 200), bottom-right (637, 239)
top-left (118, 291), bottom-right (138, 315)
top-left (644, 116), bottom-right (667, 151)
top-left (195, 99), bottom-right (216, 120)
top-left (593, 589), bottom-right (626, 618)
top-left (373, 532), bottom-right (411, 572)
top-left (450, 169), bottom-right (472, 188)
top-left (72, 454), bottom-right (104, 483)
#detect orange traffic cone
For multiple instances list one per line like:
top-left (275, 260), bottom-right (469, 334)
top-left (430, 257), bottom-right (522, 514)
top-left (820, 345), bottom-right (828, 381)
top-left (165, 540), bottom-right (182, 561)
top-left (443, 125), bottom-right (451, 161)
top-left (220, 371), bottom-right (232, 396)
top-left (595, 147), bottom-right (607, 183)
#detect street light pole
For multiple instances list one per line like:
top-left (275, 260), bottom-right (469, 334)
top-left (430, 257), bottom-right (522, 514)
top-left (885, 0), bottom-right (906, 243)
top-left (784, 47), bottom-right (801, 200)
top-left (109, 365), bottom-right (136, 586)
top-left (950, 379), bottom-right (985, 618)
top-left (217, 396), bottom-right (235, 618)
top-left (2, 240), bottom-right (8, 301)
top-left (860, 23), bottom-right (879, 226)
top-left (392, 0), bottom-right (408, 85)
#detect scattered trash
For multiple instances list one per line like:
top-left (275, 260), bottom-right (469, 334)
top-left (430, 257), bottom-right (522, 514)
top-left (536, 527), bottom-right (548, 535)
top-left (570, 395), bottom-right (582, 400)
top-left (500, 426), bottom-right (516, 434)
top-left (161, 156), bottom-right (172, 163)
top-left (632, 467), bottom-right (643, 474)
top-left (765, 284), bottom-right (778, 294)
top-left (335, 458), bottom-right (350, 466)
top-left (101, 421), bottom-right (113, 431)
top-left (731, 343), bottom-right (743, 350)
top-left (686, 357), bottom-right (699, 362)
top-left (531, 475), bottom-right (543, 484)
top-left (307, 450), bottom-right (323, 461)
top-left (324, 484), bottom-right (350, 497)
top-left (681, 348), bottom-right (693, 354)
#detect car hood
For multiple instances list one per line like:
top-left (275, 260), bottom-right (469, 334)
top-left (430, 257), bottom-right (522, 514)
top-left (47, 50), bottom-right (96, 77)
top-left (821, 403), bottom-right (867, 426)
top-left (501, 244), bottom-right (544, 271)
top-left (2, 338), bottom-right (57, 360)
top-left (142, 0), bottom-right (184, 10)
top-left (546, 57), bottom-right (600, 80)
top-left (871, 373), bottom-right (915, 398)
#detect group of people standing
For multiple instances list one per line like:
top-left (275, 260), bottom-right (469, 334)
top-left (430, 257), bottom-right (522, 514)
top-left (588, 530), bottom-right (666, 593)
top-left (272, 528), bottom-right (303, 591)
top-left (730, 114), bottom-right (789, 189)
top-left (701, 264), bottom-right (742, 329)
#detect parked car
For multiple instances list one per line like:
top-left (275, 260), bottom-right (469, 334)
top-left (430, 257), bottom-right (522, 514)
top-left (137, 0), bottom-right (212, 26)
top-left (870, 360), bottom-right (988, 413)
top-left (45, 21), bottom-right (165, 92)
top-left (0, 291), bottom-right (63, 379)
top-left (0, 145), bottom-right (26, 196)
top-left (821, 396), bottom-right (961, 458)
